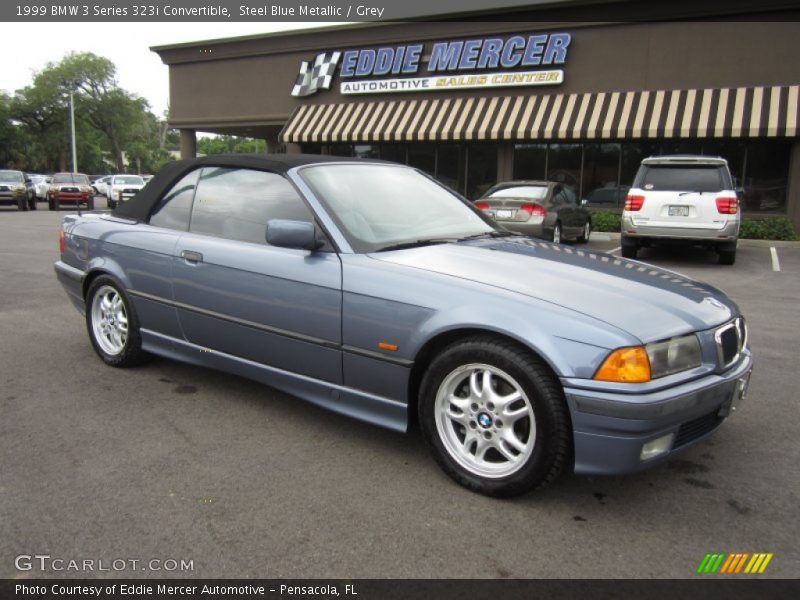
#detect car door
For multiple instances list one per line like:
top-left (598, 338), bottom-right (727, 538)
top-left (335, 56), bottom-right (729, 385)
top-left (171, 166), bottom-right (343, 384)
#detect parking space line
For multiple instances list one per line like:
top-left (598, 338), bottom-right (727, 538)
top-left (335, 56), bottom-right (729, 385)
top-left (770, 246), bottom-right (781, 272)
top-left (608, 246), bottom-right (621, 255)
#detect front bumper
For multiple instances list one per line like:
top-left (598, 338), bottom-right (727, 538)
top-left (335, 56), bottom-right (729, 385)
top-left (564, 352), bottom-right (753, 475)
top-left (622, 215), bottom-right (739, 241)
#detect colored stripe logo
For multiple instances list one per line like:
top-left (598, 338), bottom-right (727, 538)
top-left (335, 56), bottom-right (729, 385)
top-left (697, 553), bottom-right (773, 574)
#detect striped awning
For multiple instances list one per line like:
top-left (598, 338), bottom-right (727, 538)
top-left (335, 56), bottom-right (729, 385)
top-left (279, 85), bottom-right (799, 144)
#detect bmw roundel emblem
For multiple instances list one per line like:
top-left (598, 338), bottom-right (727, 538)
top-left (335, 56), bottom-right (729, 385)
top-left (477, 413), bottom-right (493, 428)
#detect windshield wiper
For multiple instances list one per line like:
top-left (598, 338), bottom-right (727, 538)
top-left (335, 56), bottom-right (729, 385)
top-left (678, 191), bottom-right (706, 196)
top-left (375, 238), bottom-right (456, 252)
top-left (457, 230), bottom-right (522, 242)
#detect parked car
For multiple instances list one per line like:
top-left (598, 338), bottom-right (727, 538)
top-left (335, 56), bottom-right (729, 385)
top-left (474, 181), bottom-right (592, 243)
top-left (582, 184), bottom-right (630, 208)
top-left (24, 174), bottom-right (40, 209)
top-left (0, 170), bottom-right (33, 211)
top-left (106, 174), bottom-right (146, 209)
top-left (94, 176), bottom-right (112, 197)
top-left (48, 172), bottom-right (95, 211)
top-left (141, 174), bottom-right (154, 184)
top-left (34, 175), bottom-right (53, 201)
top-left (55, 155), bottom-right (753, 497)
top-left (621, 156), bottom-right (740, 264)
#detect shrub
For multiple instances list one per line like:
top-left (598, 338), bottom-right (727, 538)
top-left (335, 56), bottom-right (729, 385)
top-left (739, 217), bottom-right (799, 241)
top-left (590, 210), bottom-right (621, 232)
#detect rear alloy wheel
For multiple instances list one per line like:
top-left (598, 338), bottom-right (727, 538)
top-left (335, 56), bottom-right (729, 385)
top-left (552, 222), bottom-right (562, 244)
top-left (86, 276), bottom-right (149, 367)
top-left (577, 221), bottom-right (591, 243)
top-left (419, 337), bottom-right (571, 497)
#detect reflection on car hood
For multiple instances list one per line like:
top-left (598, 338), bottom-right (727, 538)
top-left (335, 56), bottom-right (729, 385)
top-left (370, 238), bottom-right (737, 342)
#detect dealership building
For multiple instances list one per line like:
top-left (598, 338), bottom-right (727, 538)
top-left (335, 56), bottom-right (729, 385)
top-left (152, 6), bottom-right (800, 226)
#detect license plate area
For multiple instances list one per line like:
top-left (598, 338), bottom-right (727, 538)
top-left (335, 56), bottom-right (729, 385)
top-left (496, 209), bottom-right (514, 219)
top-left (668, 205), bottom-right (690, 217)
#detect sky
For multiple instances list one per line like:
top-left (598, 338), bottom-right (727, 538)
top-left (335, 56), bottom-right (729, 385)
top-left (3, 22), bottom-right (343, 119)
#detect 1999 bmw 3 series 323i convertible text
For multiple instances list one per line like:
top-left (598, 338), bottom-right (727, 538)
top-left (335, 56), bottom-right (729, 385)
top-left (55, 155), bottom-right (753, 497)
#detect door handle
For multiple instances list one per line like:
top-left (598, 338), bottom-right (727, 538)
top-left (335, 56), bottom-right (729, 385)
top-left (180, 250), bottom-right (203, 263)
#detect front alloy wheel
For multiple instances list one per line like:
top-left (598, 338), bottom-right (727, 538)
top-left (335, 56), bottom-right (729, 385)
top-left (435, 364), bottom-right (536, 479)
top-left (419, 336), bottom-right (571, 497)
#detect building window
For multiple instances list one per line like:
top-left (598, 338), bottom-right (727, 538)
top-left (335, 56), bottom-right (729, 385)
top-left (466, 143), bottom-right (499, 199)
top-left (354, 144), bottom-right (379, 159)
top-left (547, 143), bottom-right (582, 197)
top-left (513, 143), bottom-right (547, 180)
top-left (408, 143), bottom-right (436, 175)
top-left (740, 141), bottom-right (791, 213)
top-left (582, 143), bottom-right (623, 206)
top-left (436, 144), bottom-right (466, 194)
top-left (379, 144), bottom-right (407, 164)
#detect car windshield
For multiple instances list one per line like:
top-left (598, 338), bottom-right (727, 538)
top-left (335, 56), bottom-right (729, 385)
top-left (639, 165), bottom-right (726, 192)
top-left (300, 164), bottom-right (497, 253)
top-left (0, 172), bottom-right (24, 184)
top-left (53, 174), bottom-right (89, 184)
top-left (114, 176), bottom-right (144, 185)
top-left (487, 185), bottom-right (548, 200)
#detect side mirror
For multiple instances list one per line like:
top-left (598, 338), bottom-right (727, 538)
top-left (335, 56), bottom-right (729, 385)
top-left (266, 219), bottom-right (320, 251)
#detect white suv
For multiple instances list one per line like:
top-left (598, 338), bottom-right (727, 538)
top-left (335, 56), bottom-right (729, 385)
top-left (621, 156), bottom-right (740, 265)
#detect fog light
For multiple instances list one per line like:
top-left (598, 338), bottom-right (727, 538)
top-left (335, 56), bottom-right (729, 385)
top-left (640, 433), bottom-right (674, 461)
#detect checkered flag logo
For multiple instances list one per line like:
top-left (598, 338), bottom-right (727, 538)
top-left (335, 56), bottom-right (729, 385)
top-left (291, 51), bottom-right (341, 97)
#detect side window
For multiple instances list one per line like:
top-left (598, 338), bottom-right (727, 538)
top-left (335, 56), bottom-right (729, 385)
top-left (149, 170), bottom-right (200, 231)
top-left (189, 168), bottom-right (314, 245)
top-left (563, 187), bottom-right (578, 205)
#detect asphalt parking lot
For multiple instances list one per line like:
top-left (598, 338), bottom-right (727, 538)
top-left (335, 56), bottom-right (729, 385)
top-left (1, 203), bottom-right (799, 579)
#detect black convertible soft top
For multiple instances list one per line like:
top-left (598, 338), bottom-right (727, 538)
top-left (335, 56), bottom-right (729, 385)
top-left (112, 153), bottom-right (380, 222)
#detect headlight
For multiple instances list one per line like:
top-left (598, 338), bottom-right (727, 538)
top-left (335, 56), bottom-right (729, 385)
top-left (646, 334), bottom-right (702, 379)
top-left (594, 334), bottom-right (702, 383)
top-left (13, 185), bottom-right (26, 192)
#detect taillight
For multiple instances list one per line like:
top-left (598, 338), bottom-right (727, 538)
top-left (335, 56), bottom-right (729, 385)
top-left (518, 203), bottom-right (547, 217)
top-left (474, 201), bottom-right (490, 211)
top-left (624, 194), bottom-right (645, 211)
top-left (715, 196), bottom-right (738, 214)
top-left (58, 228), bottom-right (65, 254)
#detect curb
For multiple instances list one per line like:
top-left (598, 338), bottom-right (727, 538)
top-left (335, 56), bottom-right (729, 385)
top-left (591, 231), bottom-right (800, 248)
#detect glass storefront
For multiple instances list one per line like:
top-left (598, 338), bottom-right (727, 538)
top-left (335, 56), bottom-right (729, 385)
top-left (309, 139), bottom-right (792, 214)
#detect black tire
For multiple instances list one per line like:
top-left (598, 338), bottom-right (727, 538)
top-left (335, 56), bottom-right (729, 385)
top-left (418, 336), bottom-right (571, 497)
top-left (85, 275), bottom-right (149, 368)
top-left (576, 220), bottom-right (591, 243)
top-left (621, 236), bottom-right (638, 259)
top-left (18, 197), bottom-right (28, 211)
top-left (54, 199), bottom-right (60, 211)
top-left (552, 222), bottom-right (562, 244)
top-left (87, 196), bottom-right (95, 211)
top-left (718, 243), bottom-right (737, 265)
top-left (48, 198), bottom-right (55, 211)
top-left (28, 195), bottom-right (37, 210)
top-left (107, 199), bottom-right (116, 209)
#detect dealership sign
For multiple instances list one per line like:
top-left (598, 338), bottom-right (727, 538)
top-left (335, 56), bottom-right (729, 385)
top-left (291, 33), bottom-right (571, 97)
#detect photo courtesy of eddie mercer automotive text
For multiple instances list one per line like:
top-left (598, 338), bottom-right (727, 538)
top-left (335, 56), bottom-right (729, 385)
top-left (55, 155), bottom-right (753, 498)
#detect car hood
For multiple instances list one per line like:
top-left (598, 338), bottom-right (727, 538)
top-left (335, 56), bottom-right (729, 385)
top-left (370, 238), bottom-right (737, 342)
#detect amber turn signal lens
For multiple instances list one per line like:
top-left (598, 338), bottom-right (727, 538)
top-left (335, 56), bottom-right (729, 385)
top-left (594, 346), bottom-right (651, 383)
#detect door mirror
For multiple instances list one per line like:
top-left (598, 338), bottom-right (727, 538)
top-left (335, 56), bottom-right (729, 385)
top-left (266, 219), bottom-right (320, 251)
